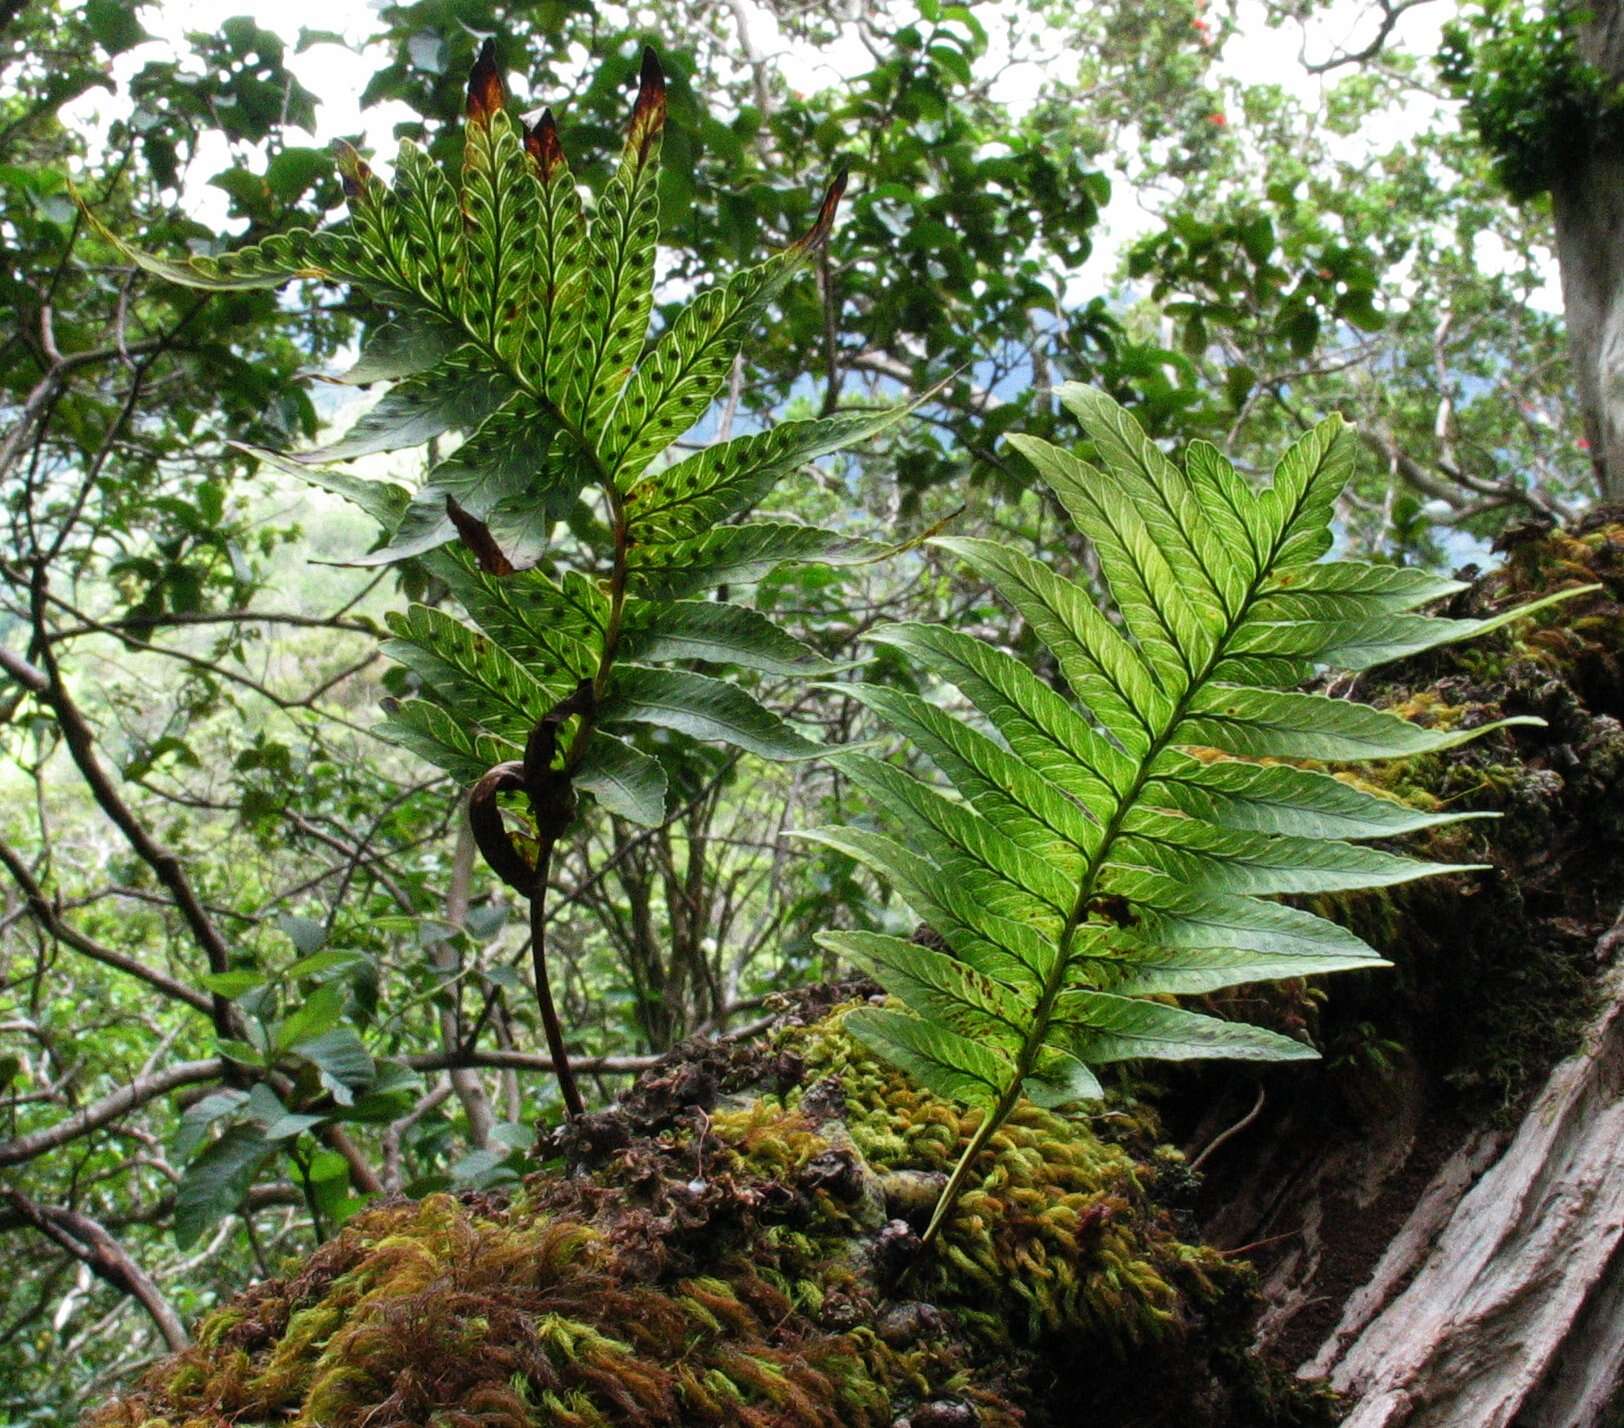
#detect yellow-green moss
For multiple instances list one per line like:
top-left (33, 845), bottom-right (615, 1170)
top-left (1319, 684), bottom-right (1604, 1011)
top-left (749, 1008), bottom-right (1237, 1351)
top-left (91, 1009), bottom-right (1270, 1428)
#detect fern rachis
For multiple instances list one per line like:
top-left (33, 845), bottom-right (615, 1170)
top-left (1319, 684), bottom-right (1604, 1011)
top-left (807, 384), bottom-right (1590, 1249)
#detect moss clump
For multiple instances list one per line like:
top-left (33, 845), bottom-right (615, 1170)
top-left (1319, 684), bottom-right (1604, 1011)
top-left (766, 1011), bottom-right (1226, 1353)
top-left (90, 998), bottom-right (1316, 1428)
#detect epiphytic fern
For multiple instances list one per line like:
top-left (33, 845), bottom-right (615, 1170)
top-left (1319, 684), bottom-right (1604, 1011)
top-left (806, 383), bottom-right (1587, 1247)
top-left (110, 42), bottom-right (914, 1113)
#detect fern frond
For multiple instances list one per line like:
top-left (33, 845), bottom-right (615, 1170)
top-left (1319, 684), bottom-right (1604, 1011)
top-left (118, 39), bottom-right (921, 824)
top-left (807, 383), bottom-right (1592, 1248)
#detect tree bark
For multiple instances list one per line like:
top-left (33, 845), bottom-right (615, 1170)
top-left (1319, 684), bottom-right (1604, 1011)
top-left (1551, 0), bottom-right (1624, 499)
top-left (1312, 946), bottom-right (1624, 1425)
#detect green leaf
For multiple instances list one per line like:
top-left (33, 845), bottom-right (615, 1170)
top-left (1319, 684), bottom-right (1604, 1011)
top-left (817, 931), bottom-right (1026, 1048)
top-left (833, 751), bottom-right (1078, 912)
top-left (232, 443), bottom-right (410, 531)
top-left (290, 353), bottom-right (513, 465)
top-left (265, 148), bottom-right (329, 202)
top-left (1022, 1047), bottom-right (1105, 1108)
top-left (288, 949), bottom-right (366, 979)
top-left (1174, 684), bottom-right (1542, 761)
top-left (1146, 753), bottom-right (1490, 840)
top-left (518, 112), bottom-right (589, 398)
top-left (380, 698), bottom-right (516, 784)
top-left (574, 732), bottom-right (668, 825)
top-left (865, 622), bottom-right (1133, 804)
top-left (602, 240), bottom-right (822, 481)
top-left (248, 1086), bottom-right (325, 1142)
top-left (818, 386), bottom-right (1555, 1246)
top-left (201, 970), bottom-right (266, 998)
top-left (600, 666), bottom-right (819, 760)
top-left (342, 1063), bottom-right (425, 1123)
top-left (1116, 804), bottom-right (1469, 895)
top-left (292, 1029), bottom-right (375, 1105)
top-left (843, 1006), bottom-right (1010, 1107)
top-left (277, 914), bottom-right (327, 955)
top-left (174, 1124), bottom-right (271, 1248)
top-left (434, 559), bottom-right (604, 680)
top-left (362, 404), bottom-right (578, 566)
top-left (623, 402), bottom-right (924, 541)
top-left (391, 140), bottom-right (466, 319)
top-left (837, 682), bottom-right (1101, 863)
top-left (86, 0), bottom-right (149, 54)
top-left (1050, 992), bottom-right (1318, 1063)
top-left (459, 113), bottom-right (540, 363)
top-left (384, 605), bottom-right (569, 740)
top-left (568, 51), bottom-right (666, 431)
top-left (933, 535), bottom-right (1170, 751)
top-left (172, 1090), bottom-right (248, 1162)
top-left (80, 198), bottom-right (341, 290)
top-left (273, 982), bottom-right (344, 1052)
top-left (328, 315), bottom-right (461, 386)
top-left (215, 1038), bottom-right (267, 1068)
top-left (619, 599), bottom-right (835, 674)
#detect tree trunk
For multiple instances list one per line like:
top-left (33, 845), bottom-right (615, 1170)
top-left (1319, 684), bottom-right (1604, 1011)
top-left (1551, 0), bottom-right (1624, 499)
top-left (1313, 947), bottom-right (1624, 1425)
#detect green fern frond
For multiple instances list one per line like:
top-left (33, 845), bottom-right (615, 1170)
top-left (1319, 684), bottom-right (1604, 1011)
top-left (114, 41), bottom-right (919, 827)
top-left (804, 382), bottom-right (1591, 1247)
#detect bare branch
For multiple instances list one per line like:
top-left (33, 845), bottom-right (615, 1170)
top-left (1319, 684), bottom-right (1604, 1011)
top-left (2, 1190), bottom-right (188, 1352)
top-left (0, 1059), bottom-right (227, 1168)
top-left (0, 835), bottom-right (215, 1015)
top-left (1299, 0), bottom-right (1439, 74)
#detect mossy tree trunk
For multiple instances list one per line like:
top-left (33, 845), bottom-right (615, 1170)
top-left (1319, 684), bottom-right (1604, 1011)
top-left (1178, 518), bottom-right (1624, 1425)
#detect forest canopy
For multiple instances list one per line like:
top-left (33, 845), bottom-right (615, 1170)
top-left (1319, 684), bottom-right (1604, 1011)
top-left (2, 0), bottom-right (1621, 1419)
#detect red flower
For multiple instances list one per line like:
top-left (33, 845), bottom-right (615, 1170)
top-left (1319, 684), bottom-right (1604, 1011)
top-left (1207, 112), bottom-right (1227, 126)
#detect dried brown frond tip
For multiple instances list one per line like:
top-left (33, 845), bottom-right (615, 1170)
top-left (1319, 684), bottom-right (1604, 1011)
top-left (627, 46), bottom-right (667, 167)
top-left (334, 141), bottom-right (374, 200)
top-left (524, 109), bottom-right (566, 179)
top-left (466, 38), bottom-right (505, 122)
top-left (795, 168), bottom-right (850, 252)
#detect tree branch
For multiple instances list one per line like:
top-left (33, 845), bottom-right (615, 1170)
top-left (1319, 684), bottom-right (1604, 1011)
top-left (2, 1190), bottom-right (188, 1352)
top-left (27, 567), bottom-right (239, 1040)
top-left (0, 1060), bottom-right (227, 1168)
top-left (0, 835), bottom-right (215, 1015)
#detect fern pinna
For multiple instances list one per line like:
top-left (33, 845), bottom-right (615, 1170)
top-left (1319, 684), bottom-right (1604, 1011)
top-left (107, 43), bottom-right (911, 1114)
top-left (807, 383), bottom-right (1583, 1248)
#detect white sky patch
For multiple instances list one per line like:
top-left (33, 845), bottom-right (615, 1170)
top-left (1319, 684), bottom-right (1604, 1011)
top-left (61, 0), bottom-right (416, 231)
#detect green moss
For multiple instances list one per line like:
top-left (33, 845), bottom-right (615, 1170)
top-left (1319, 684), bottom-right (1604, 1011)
top-left (92, 1007), bottom-right (1290, 1428)
top-left (750, 1009), bottom-right (1242, 1353)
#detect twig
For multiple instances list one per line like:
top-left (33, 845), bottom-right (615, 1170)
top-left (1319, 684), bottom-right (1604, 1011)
top-left (1190, 1082), bottom-right (1267, 1173)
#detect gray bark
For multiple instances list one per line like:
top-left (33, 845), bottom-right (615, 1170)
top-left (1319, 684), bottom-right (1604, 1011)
top-left (1550, 0), bottom-right (1624, 500)
top-left (1308, 950), bottom-right (1624, 1425)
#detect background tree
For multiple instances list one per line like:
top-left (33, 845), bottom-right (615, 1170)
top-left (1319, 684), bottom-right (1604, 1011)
top-left (1441, 0), bottom-right (1624, 498)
